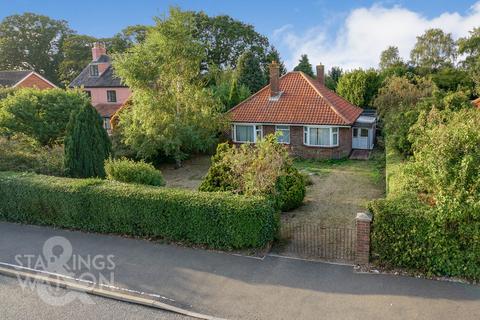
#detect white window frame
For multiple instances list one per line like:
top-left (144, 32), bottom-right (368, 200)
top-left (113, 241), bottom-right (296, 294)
top-left (232, 123), bottom-right (263, 143)
top-left (303, 126), bottom-right (340, 147)
top-left (275, 125), bottom-right (290, 144)
top-left (89, 64), bottom-right (99, 77)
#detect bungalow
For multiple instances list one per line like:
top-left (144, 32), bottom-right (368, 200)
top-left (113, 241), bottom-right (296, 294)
top-left (69, 42), bottom-right (131, 132)
top-left (227, 61), bottom-right (376, 159)
top-left (0, 70), bottom-right (57, 89)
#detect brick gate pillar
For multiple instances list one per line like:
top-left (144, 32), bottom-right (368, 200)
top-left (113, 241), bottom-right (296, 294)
top-left (355, 212), bottom-right (372, 265)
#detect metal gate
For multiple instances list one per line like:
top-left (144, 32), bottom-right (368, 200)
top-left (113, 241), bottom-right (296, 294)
top-left (272, 222), bottom-right (356, 264)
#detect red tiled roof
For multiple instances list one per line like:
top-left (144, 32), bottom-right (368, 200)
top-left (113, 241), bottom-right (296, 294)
top-left (94, 103), bottom-right (123, 117)
top-left (228, 72), bottom-right (363, 125)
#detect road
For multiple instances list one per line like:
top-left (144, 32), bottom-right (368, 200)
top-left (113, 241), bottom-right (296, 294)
top-left (0, 222), bottom-right (479, 320)
top-left (0, 274), bottom-right (191, 320)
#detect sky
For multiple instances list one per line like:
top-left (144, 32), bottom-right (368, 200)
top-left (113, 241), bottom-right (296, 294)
top-left (1, 1), bottom-right (479, 70)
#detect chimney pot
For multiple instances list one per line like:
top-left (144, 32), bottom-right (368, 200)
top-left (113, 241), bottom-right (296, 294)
top-left (269, 61), bottom-right (280, 98)
top-left (316, 64), bottom-right (325, 85)
top-left (92, 42), bottom-right (107, 61)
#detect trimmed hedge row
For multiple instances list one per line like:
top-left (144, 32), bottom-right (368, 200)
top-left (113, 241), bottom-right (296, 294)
top-left (0, 171), bottom-right (279, 249)
top-left (369, 195), bottom-right (480, 280)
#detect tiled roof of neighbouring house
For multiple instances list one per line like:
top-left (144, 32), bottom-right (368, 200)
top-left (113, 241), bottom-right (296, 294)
top-left (228, 71), bottom-right (363, 125)
top-left (0, 70), bottom-right (32, 87)
top-left (69, 55), bottom-right (127, 88)
top-left (94, 103), bottom-right (123, 117)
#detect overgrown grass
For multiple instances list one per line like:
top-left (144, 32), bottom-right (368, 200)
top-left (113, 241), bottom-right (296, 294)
top-left (0, 136), bottom-right (64, 176)
top-left (385, 138), bottom-right (408, 197)
top-left (293, 149), bottom-right (385, 185)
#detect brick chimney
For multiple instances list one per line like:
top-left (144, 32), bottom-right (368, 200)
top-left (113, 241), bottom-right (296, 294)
top-left (316, 64), bottom-right (325, 85)
top-left (92, 42), bottom-right (106, 61)
top-left (269, 61), bottom-right (280, 98)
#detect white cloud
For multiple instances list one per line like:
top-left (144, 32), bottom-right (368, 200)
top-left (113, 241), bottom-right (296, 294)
top-left (273, 2), bottom-right (480, 71)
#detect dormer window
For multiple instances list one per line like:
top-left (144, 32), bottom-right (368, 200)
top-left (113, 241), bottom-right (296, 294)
top-left (89, 65), bottom-right (99, 77)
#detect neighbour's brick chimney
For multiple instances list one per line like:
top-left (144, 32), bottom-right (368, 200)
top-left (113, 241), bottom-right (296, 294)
top-left (92, 42), bottom-right (107, 61)
top-left (316, 64), bottom-right (325, 85)
top-left (269, 61), bottom-right (280, 98)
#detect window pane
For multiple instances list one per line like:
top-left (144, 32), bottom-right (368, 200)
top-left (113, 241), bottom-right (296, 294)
top-left (236, 125), bottom-right (254, 142)
top-left (107, 90), bottom-right (117, 102)
top-left (353, 128), bottom-right (358, 137)
top-left (309, 127), bottom-right (331, 146)
top-left (361, 128), bottom-right (369, 137)
top-left (276, 126), bottom-right (290, 143)
top-left (255, 125), bottom-right (262, 141)
top-left (332, 133), bottom-right (338, 145)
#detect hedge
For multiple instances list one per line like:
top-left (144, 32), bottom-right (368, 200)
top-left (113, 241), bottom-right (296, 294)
top-left (0, 171), bottom-right (279, 249)
top-left (369, 195), bottom-right (480, 280)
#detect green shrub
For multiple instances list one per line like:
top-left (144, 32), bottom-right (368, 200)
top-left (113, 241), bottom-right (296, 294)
top-left (0, 88), bottom-right (88, 145)
top-left (199, 136), bottom-right (306, 211)
top-left (0, 135), bottom-right (64, 176)
top-left (64, 104), bottom-right (111, 178)
top-left (374, 108), bottom-right (480, 280)
top-left (275, 166), bottom-right (306, 211)
top-left (0, 171), bottom-right (279, 249)
top-left (105, 158), bottom-right (165, 186)
top-left (369, 195), bottom-right (480, 280)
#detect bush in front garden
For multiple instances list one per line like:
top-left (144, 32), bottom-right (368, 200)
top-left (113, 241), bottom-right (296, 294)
top-left (199, 135), bottom-right (306, 211)
top-left (275, 166), bottom-right (306, 211)
top-left (0, 88), bottom-right (88, 145)
top-left (0, 171), bottom-right (278, 249)
top-left (0, 135), bottom-right (64, 176)
top-left (105, 158), bottom-right (165, 186)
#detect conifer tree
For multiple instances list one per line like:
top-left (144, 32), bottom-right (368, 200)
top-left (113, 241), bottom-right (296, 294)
top-left (64, 103), bottom-right (111, 178)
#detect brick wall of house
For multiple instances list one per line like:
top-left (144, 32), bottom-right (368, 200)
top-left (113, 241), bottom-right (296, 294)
top-left (16, 73), bottom-right (55, 90)
top-left (261, 125), bottom-right (352, 159)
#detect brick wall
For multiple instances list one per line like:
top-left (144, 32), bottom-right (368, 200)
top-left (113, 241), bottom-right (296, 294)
top-left (16, 73), bottom-right (55, 90)
top-left (261, 125), bottom-right (352, 159)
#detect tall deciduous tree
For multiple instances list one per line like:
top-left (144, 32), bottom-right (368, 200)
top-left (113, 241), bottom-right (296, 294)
top-left (59, 34), bottom-right (98, 86)
top-left (410, 28), bottom-right (457, 72)
top-left (113, 8), bottom-right (222, 166)
top-left (191, 12), bottom-right (270, 70)
top-left (293, 54), bottom-right (314, 77)
top-left (64, 103), bottom-right (111, 178)
top-left (379, 46), bottom-right (403, 70)
top-left (458, 27), bottom-right (480, 95)
top-left (0, 13), bottom-right (72, 85)
top-left (236, 50), bottom-right (266, 93)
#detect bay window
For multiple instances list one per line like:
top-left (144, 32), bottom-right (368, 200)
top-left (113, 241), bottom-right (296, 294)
top-left (233, 124), bottom-right (263, 143)
top-left (303, 126), bottom-right (339, 147)
top-left (275, 125), bottom-right (290, 144)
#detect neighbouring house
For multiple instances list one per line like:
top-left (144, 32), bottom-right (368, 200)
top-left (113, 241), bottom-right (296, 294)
top-left (473, 97), bottom-right (480, 109)
top-left (0, 70), bottom-right (57, 89)
top-left (227, 62), bottom-right (376, 159)
top-left (69, 42), bottom-right (131, 132)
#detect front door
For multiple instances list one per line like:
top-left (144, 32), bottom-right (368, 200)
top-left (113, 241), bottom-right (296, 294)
top-left (352, 127), bottom-right (369, 149)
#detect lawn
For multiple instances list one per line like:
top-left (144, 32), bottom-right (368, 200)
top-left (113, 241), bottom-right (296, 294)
top-left (158, 155), bottom-right (211, 190)
top-left (158, 150), bottom-right (386, 228)
top-left (288, 149), bottom-right (386, 227)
